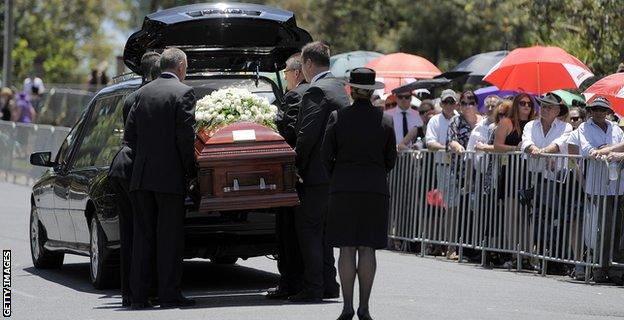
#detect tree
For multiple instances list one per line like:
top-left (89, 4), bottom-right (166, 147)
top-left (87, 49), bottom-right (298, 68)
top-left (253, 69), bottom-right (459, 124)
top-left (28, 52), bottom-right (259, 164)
top-left (7, 0), bottom-right (129, 84)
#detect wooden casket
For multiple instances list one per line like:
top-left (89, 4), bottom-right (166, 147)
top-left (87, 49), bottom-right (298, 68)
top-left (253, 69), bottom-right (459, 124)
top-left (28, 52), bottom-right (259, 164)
top-left (194, 122), bottom-right (300, 213)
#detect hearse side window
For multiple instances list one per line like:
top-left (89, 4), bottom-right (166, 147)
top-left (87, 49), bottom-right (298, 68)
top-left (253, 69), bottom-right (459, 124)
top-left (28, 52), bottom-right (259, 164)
top-left (72, 95), bottom-right (124, 169)
top-left (55, 117), bottom-right (84, 167)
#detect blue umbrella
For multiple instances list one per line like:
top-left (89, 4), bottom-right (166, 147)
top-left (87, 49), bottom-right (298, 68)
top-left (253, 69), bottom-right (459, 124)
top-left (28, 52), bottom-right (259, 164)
top-left (474, 86), bottom-right (518, 113)
top-left (330, 51), bottom-right (384, 79)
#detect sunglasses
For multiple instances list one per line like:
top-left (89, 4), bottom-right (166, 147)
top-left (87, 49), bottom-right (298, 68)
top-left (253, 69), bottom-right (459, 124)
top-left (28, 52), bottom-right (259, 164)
top-left (460, 101), bottom-right (476, 107)
top-left (397, 94), bottom-right (411, 100)
top-left (419, 109), bottom-right (432, 115)
top-left (570, 116), bottom-right (582, 121)
top-left (519, 101), bottom-right (533, 107)
top-left (442, 99), bottom-right (456, 105)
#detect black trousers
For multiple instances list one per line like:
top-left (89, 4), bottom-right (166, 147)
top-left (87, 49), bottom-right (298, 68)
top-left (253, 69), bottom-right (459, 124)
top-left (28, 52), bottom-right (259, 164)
top-left (109, 177), bottom-right (133, 298)
top-left (294, 184), bottom-right (338, 296)
top-left (276, 206), bottom-right (304, 293)
top-left (130, 190), bottom-right (185, 303)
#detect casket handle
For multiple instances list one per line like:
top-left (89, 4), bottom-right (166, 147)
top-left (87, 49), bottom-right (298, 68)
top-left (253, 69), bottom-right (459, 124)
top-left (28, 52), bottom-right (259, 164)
top-left (223, 178), bottom-right (277, 193)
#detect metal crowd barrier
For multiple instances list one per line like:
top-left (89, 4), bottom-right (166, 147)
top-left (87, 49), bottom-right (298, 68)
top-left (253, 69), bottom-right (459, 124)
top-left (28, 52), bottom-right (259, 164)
top-left (388, 150), bottom-right (624, 281)
top-left (0, 120), bottom-right (70, 185)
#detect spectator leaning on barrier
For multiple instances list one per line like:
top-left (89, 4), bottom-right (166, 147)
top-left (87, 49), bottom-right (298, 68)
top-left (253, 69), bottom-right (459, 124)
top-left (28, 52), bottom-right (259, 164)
top-left (385, 89), bottom-right (424, 144)
top-left (425, 89), bottom-right (459, 259)
top-left (567, 106), bottom-right (586, 130)
top-left (576, 96), bottom-right (624, 284)
top-left (397, 99), bottom-right (436, 150)
top-left (425, 89), bottom-right (458, 153)
top-left (521, 93), bottom-right (572, 156)
top-left (468, 95), bottom-right (500, 153)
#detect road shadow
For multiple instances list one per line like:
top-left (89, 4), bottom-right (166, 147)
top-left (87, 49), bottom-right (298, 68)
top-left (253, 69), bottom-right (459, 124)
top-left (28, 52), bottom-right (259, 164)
top-left (24, 259), bottom-right (295, 309)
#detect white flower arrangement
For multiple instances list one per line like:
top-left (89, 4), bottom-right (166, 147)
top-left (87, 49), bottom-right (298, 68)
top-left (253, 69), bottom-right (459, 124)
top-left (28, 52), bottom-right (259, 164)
top-left (195, 88), bottom-right (278, 133)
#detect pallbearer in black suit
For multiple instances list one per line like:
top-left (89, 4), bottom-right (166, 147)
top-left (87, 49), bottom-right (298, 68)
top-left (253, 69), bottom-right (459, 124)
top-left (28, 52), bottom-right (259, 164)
top-left (267, 53), bottom-right (307, 300)
top-left (291, 42), bottom-right (350, 303)
top-left (124, 48), bottom-right (197, 309)
top-left (321, 68), bottom-right (397, 320)
top-left (108, 51), bottom-right (161, 307)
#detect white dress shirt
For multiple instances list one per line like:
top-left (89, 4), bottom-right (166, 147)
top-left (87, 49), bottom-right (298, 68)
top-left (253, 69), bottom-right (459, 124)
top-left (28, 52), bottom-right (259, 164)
top-left (467, 118), bottom-right (494, 170)
top-left (161, 71), bottom-right (180, 81)
top-left (576, 119), bottom-right (624, 195)
top-left (521, 118), bottom-right (572, 153)
top-left (385, 107), bottom-right (423, 143)
top-left (311, 70), bottom-right (331, 83)
top-left (520, 118), bottom-right (572, 176)
top-left (425, 113), bottom-right (453, 163)
top-left (566, 129), bottom-right (581, 148)
top-left (467, 118), bottom-right (493, 152)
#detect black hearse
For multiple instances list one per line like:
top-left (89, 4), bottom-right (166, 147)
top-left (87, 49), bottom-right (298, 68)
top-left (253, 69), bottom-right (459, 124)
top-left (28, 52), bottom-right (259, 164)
top-left (29, 2), bottom-right (311, 289)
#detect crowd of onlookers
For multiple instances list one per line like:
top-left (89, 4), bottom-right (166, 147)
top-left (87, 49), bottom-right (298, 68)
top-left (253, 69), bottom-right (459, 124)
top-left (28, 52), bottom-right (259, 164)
top-left (378, 79), bottom-right (624, 285)
top-left (0, 76), bottom-right (46, 124)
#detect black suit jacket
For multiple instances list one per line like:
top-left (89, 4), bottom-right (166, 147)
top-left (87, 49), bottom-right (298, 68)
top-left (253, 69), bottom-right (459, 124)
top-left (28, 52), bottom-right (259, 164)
top-left (124, 74), bottom-right (196, 195)
top-left (108, 88), bottom-right (141, 180)
top-left (277, 81), bottom-right (309, 148)
top-left (320, 99), bottom-right (397, 195)
top-left (295, 73), bottom-right (350, 186)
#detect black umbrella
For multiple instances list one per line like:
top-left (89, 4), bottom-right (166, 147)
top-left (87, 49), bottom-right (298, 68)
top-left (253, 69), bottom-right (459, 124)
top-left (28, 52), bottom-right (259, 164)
top-left (442, 50), bottom-right (509, 84)
top-left (391, 78), bottom-right (452, 94)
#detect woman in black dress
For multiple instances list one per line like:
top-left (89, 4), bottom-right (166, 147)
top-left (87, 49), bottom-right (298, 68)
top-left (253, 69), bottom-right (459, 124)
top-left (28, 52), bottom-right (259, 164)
top-left (321, 68), bottom-right (397, 320)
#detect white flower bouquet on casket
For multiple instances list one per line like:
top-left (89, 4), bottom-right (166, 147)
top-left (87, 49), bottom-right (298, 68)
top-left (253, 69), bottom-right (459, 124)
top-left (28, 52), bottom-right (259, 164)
top-left (195, 88), bottom-right (279, 134)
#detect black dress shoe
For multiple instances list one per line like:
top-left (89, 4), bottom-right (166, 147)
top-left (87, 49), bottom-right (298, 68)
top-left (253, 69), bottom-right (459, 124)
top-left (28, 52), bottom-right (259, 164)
top-left (323, 290), bottom-right (340, 299)
top-left (288, 291), bottom-right (322, 303)
top-left (130, 301), bottom-right (153, 310)
top-left (121, 296), bottom-right (131, 307)
top-left (336, 311), bottom-right (355, 320)
top-left (160, 297), bottom-right (196, 309)
top-left (266, 287), bottom-right (293, 300)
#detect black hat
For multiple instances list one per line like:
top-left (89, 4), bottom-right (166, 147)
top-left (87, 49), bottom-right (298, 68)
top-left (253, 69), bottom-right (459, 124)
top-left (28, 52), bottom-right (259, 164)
top-left (345, 67), bottom-right (385, 90)
top-left (587, 96), bottom-right (613, 112)
top-left (536, 92), bottom-right (568, 117)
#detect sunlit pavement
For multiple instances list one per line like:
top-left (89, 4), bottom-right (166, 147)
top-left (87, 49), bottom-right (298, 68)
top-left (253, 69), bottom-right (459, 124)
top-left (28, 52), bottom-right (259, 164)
top-left (1, 182), bottom-right (623, 320)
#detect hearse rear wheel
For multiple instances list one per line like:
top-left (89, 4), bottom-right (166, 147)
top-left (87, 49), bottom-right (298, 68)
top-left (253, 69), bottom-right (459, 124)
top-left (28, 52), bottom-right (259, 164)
top-left (30, 205), bottom-right (64, 269)
top-left (90, 217), bottom-right (119, 289)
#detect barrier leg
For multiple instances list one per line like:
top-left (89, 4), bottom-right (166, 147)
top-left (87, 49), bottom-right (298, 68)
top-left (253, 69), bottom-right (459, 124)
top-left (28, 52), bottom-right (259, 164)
top-left (542, 250), bottom-right (548, 276)
top-left (458, 237), bottom-right (463, 263)
top-left (420, 232), bottom-right (426, 258)
top-left (516, 243), bottom-right (522, 272)
top-left (481, 240), bottom-right (487, 268)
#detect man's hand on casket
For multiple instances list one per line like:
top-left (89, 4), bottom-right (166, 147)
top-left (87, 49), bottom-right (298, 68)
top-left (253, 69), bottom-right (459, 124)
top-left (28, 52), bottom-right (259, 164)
top-left (296, 172), bottom-right (303, 184)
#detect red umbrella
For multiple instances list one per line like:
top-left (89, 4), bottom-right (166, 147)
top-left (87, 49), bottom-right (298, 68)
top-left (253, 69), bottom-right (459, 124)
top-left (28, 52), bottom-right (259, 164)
top-left (583, 73), bottom-right (624, 116)
top-left (483, 46), bottom-right (594, 95)
top-left (366, 52), bottom-right (441, 93)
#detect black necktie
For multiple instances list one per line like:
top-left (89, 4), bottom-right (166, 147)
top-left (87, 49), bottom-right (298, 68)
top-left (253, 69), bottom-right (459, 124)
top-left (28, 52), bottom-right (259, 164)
top-left (402, 111), bottom-right (408, 137)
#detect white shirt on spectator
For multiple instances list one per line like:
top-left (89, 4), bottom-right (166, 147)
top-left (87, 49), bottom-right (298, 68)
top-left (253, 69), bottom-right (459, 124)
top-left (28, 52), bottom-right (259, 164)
top-left (385, 107), bottom-right (423, 143)
top-left (425, 113), bottom-right (453, 163)
top-left (521, 118), bottom-right (572, 176)
top-left (576, 118), bottom-right (624, 195)
top-left (521, 118), bottom-right (572, 153)
top-left (467, 118), bottom-right (493, 152)
top-left (566, 129), bottom-right (581, 148)
top-left (466, 118), bottom-right (494, 169)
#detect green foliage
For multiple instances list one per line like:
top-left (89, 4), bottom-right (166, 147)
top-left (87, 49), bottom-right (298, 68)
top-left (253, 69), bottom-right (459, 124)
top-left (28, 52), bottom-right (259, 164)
top-left (5, 0), bottom-right (129, 84)
top-left (3, 0), bottom-right (622, 84)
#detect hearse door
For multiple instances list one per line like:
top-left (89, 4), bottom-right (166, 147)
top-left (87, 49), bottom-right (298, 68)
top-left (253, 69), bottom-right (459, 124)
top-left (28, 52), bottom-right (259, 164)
top-left (67, 95), bottom-right (124, 244)
top-left (51, 117), bottom-right (86, 244)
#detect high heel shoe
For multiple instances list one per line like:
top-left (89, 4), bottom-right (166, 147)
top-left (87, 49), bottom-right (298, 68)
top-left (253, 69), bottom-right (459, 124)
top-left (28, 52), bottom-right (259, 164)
top-left (357, 308), bottom-right (373, 320)
top-left (336, 311), bottom-right (355, 320)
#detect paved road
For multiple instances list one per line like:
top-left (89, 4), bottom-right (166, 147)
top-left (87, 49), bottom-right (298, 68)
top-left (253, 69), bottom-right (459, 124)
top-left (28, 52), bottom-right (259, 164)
top-left (1, 181), bottom-right (623, 320)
